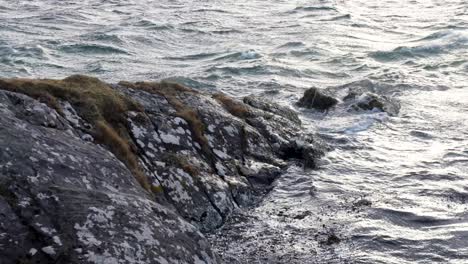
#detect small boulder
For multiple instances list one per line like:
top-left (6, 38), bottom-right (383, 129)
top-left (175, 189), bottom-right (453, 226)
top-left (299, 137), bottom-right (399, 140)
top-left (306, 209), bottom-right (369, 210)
top-left (345, 92), bottom-right (400, 116)
top-left (297, 87), bottom-right (338, 111)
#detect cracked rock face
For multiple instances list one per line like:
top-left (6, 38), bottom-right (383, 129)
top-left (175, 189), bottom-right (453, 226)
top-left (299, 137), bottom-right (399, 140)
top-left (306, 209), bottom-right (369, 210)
top-left (0, 77), bottom-right (323, 263)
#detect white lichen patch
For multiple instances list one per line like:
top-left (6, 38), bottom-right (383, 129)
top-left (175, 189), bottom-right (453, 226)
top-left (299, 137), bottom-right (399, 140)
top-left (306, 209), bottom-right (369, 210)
top-left (128, 223), bottom-right (160, 246)
top-left (107, 193), bottom-right (129, 207)
top-left (151, 132), bottom-right (162, 143)
top-left (88, 206), bottom-right (115, 226)
top-left (213, 148), bottom-right (229, 159)
top-left (37, 193), bottom-right (59, 202)
top-left (215, 162), bottom-right (227, 176)
top-left (41, 246), bottom-right (56, 255)
top-left (137, 139), bottom-right (145, 148)
top-left (206, 134), bottom-right (215, 148)
top-left (53, 236), bottom-right (63, 246)
top-left (130, 122), bottom-right (147, 139)
top-left (175, 126), bottom-right (186, 135)
top-left (39, 226), bottom-right (57, 236)
top-left (18, 197), bottom-right (31, 208)
top-left (164, 177), bottom-right (192, 203)
top-left (74, 207), bottom-right (117, 248)
top-left (84, 250), bottom-right (119, 264)
top-left (159, 132), bottom-right (180, 145)
top-left (223, 125), bottom-right (237, 137)
top-left (62, 101), bottom-right (81, 127)
top-left (29, 248), bottom-right (38, 256)
top-left (82, 134), bottom-right (94, 142)
top-left (173, 117), bottom-right (187, 126)
top-left (82, 176), bottom-right (92, 190)
top-left (207, 124), bottom-right (215, 133)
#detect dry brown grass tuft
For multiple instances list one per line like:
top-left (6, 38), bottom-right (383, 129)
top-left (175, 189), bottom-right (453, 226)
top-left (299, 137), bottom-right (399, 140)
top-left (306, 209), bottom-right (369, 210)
top-left (0, 75), bottom-right (141, 124)
top-left (96, 121), bottom-right (151, 191)
top-left (212, 93), bottom-right (251, 119)
top-left (118, 80), bottom-right (197, 97)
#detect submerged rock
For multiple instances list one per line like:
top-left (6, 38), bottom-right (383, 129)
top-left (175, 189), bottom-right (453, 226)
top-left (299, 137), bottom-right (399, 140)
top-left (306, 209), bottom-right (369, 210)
top-left (0, 76), bottom-right (323, 263)
top-left (334, 80), bottom-right (400, 116)
top-left (344, 91), bottom-right (400, 116)
top-left (298, 81), bottom-right (400, 116)
top-left (296, 87), bottom-right (338, 111)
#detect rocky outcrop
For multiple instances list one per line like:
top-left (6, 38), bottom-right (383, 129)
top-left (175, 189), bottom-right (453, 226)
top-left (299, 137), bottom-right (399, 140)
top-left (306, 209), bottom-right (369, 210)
top-left (0, 76), bottom-right (323, 263)
top-left (296, 87), bottom-right (338, 111)
top-left (297, 81), bottom-right (400, 116)
top-left (343, 90), bottom-right (400, 116)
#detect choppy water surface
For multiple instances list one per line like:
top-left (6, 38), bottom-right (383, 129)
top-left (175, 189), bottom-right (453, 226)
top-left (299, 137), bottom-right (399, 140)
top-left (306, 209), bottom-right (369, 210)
top-left (1, 0), bottom-right (467, 263)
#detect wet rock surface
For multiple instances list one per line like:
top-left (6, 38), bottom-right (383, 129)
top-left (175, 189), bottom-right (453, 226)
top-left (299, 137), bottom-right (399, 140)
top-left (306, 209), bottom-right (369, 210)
top-left (296, 87), bottom-right (338, 111)
top-left (0, 76), bottom-right (323, 263)
top-left (298, 81), bottom-right (400, 116)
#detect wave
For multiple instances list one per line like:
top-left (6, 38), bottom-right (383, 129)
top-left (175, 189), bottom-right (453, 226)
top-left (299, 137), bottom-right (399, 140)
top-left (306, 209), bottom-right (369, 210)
top-left (288, 6), bottom-right (337, 14)
top-left (214, 50), bottom-right (261, 61)
top-left (193, 8), bottom-right (229, 13)
top-left (319, 14), bottom-right (351, 21)
top-left (58, 43), bottom-right (131, 55)
top-left (295, 6), bottom-right (336, 12)
top-left (371, 31), bottom-right (468, 61)
top-left (210, 29), bottom-right (243, 35)
top-left (165, 51), bottom-right (224, 61)
top-left (276, 42), bottom-right (306, 49)
top-left (166, 50), bottom-right (261, 62)
top-left (81, 32), bottom-right (125, 44)
top-left (130, 19), bottom-right (174, 30)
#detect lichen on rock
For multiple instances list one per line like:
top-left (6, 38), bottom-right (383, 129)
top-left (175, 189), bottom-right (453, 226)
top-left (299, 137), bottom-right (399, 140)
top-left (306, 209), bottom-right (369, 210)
top-left (0, 75), bottom-right (324, 263)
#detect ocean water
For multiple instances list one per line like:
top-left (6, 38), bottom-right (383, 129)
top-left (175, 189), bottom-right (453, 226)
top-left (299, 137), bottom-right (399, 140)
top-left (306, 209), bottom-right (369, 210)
top-left (1, 0), bottom-right (467, 263)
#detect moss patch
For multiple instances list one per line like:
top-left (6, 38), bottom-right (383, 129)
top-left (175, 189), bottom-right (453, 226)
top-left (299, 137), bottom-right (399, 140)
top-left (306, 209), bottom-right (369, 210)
top-left (0, 75), bottom-right (151, 192)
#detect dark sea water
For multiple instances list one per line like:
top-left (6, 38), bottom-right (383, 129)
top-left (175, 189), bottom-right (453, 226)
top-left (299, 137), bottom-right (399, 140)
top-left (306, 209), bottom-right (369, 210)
top-left (1, 0), bottom-right (467, 263)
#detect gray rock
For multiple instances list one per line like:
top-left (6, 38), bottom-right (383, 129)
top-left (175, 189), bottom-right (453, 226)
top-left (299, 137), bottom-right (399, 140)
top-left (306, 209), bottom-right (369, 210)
top-left (244, 95), bottom-right (301, 125)
top-left (345, 92), bottom-right (400, 116)
top-left (331, 80), bottom-right (401, 116)
top-left (0, 90), bottom-right (217, 264)
top-left (0, 77), bottom-right (324, 263)
top-left (296, 87), bottom-right (338, 111)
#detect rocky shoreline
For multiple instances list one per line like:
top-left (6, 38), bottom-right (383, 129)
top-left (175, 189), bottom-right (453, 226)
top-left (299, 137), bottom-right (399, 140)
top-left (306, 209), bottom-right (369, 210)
top-left (0, 75), bottom-right (324, 263)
